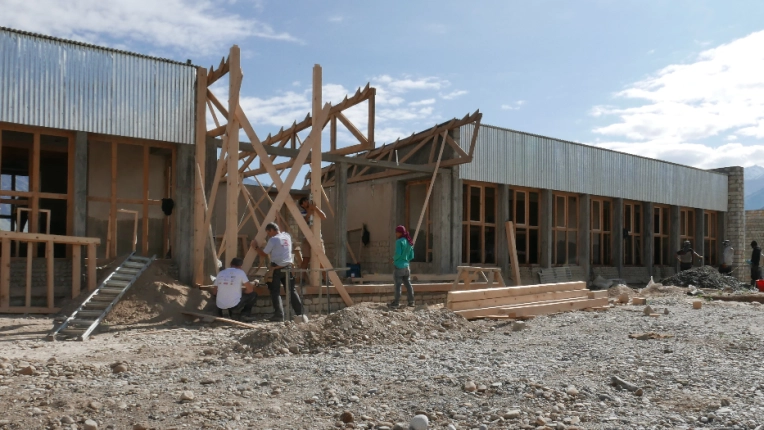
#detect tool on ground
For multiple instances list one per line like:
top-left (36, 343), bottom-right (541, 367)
top-left (48, 252), bottom-right (155, 341)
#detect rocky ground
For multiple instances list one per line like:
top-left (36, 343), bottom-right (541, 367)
top-left (1, 293), bottom-right (764, 430)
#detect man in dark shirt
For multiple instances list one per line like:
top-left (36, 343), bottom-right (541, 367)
top-left (750, 241), bottom-right (762, 287)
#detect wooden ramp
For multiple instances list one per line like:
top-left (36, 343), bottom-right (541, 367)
top-left (447, 281), bottom-right (609, 320)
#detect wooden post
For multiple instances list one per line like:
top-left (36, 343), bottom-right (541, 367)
top-left (506, 221), bottom-right (522, 286)
top-left (46, 241), bottom-right (54, 309)
top-left (142, 145), bottom-right (150, 255)
top-left (87, 243), bottom-right (97, 291)
top-left (31, 133), bottom-right (40, 234)
top-left (0, 239), bottom-right (10, 309)
top-left (368, 88), bottom-right (375, 148)
top-left (310, 64), bottom-right (323, 287)
top-left (193, 66), bottom-right (209, 285)
top-left (225, 46), bottom-right (242, 267)
top-left (413, 135), bottom-right (446, 245)
top-left (25, 240), bottom-right (32, 308)
top-left (71, 244), bottom-right (81, 298)
top-left (334, 163), bottom-right (347, 270)
top-left (196, 163), bottom-right (220, 275)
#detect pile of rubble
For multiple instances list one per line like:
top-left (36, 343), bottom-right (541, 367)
top-left (661, 266), bottom-right (747, 290)
top-left (239, 302), bottom-right (469, 356)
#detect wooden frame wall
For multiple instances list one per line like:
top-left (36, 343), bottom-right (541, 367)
top-left (552, 193), bottom-right (578, 265)
top-left (86, 137), bottom-right (176, 259)
top-left (623, 201), bottom-right (643, 266)
top-left (704, 211), bottom-right (718, 266)
top-left (0, 122), bottom-right (75, 256)
top-left (590, 197), bottom-right (612, 266)
top-left (461, 181), bottom-right (498, 265)
top-left (653, 204), bottom-right (671, 266)
top-left (405, 180), bottom-right (433, 263)
top-left (679, 208), bottom-right (695, 243)
top-left (508, 187), bottom-right (541, 265)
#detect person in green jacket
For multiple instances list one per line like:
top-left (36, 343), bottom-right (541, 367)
top-left (389, 225), bottom-right (415, 309)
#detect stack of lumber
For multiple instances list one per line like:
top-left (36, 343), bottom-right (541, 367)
top-left (447, 281), bottom-right (609, 320)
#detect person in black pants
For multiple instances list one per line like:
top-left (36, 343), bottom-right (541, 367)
top-left (252, 223), bottom-right (304, 322)
top-left (750, 241), bottom-right (762, 287)
top-left (212, 258), bottom-right (257, 321)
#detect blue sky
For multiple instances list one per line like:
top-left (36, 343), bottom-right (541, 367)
top-left (3, 0), bottom-right (764, 169)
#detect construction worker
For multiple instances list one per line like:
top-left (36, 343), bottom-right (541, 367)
top-left (719, 239), bottom-right (734, 275)
top-left (749, 241), bottom-right (762, 287)
top-left (676, 240), bottom-right (703, 271)
top-left (388, 225), bottom-right (415, 309)
top-left (212, 258), bottom-right (257, 321)
top-left (252, 223), bottom-right (304, 322)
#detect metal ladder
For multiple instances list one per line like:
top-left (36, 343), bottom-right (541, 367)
top-left (48, 252), bottom-right (155, 341)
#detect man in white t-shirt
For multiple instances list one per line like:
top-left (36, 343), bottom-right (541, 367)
top-left (719, 240), bottom-right (734, 275)
top-left (212, 258), bottom-right (257, 320)
top-left (252, 222), bottom-right (303, 322)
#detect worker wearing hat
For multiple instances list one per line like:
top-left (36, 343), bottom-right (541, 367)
top-left (719, 239), bottom-right (733, 275)
top-left (676, 240), bottom-right (703, 272)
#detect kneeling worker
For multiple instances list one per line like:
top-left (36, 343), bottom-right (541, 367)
top-left (213, 258), bottom-right (257, 321)
top-left (252, 222), bottom-right (304, 322)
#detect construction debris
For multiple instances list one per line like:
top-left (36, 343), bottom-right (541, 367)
top-left (643, 305), bottom-right (654, 315)
top-left (632, 297), bottom-right (647, 305)
top-left (628, 332), bottom-right (674, 340)
top-left (611, 376), bottom-right (644, 396)
top-left (709, 294), bottom-right (764, 304)
top-left (182, 311), bottom-right (259, 329)
top-left (661, 266), bottom-right (747, 290)
top-left (693, 301), bottom-right (703, 309)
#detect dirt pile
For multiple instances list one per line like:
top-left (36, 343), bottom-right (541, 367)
top-left (104, 261), bottom-right (212, 326)
top-left (661, 266), bottom-right (747, 290)
top-left (608, 284), bottom-right (636, 298)
top-left (238, 302), bottom-right (469, 355)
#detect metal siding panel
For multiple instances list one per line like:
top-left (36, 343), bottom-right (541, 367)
top-left (459, 124), bottom-right (728, 211)
top-left (0, 28), bottom-right (195, 144)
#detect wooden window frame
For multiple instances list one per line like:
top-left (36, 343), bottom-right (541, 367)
top-left (704, 211), bottom-right (717, 266)
top-left (405, 180), bottom-right (432, 263)
top-left (590, 197), bottom-right (612, 266)
top-left (679, 208), bottom-right (695, 242)
top-left (623, 201), bottom-right (642, 266)
top-left (552, 192), bottom-right (578, 265)
top-left (653, 205), bottom-right (671, 266)
top-left (508, 187), bottom-right (541, 265)
top-left (462, 181), bottom-right (498, 265)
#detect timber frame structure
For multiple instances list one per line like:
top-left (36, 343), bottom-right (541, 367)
top-left (193, 45), bottom-right (482, 306)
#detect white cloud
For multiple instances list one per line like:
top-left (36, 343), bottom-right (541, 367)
top-left (501, 100), bottom-right (526, 110)
top-left (328, 16), bottom-right (344, 23)
top-left (0, 0), bottom-right (301, 55)
top-left (647, 49), bottom-right (655, 55)
top-left (374, 75), bottom-right (448, 93)
top-left (409, 99), bottom-right (436, 106)
top-left (591, 30), bottom-right (764, 168)
top-left (440, 90), bottom-right (468, 100)
top-left (727, 135), bottom-right (738, 141)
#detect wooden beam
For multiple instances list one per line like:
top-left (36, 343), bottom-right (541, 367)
top-left (71, 245), bottom-right (81, 298)
top-left (194, 66), bottom-right (209, 285)
top-left (182, 311), bottom-right (258, 329)
top-left (46, 241), bottom-right (54, 309)
top-left (335, 111), bottom-right (369, 147)
top-left (87, 243), bottom-right (97, 291)
top-left (311, 65), bottom-right (323, 287)
top-left (506, 221), bottom-right (522, 286)
top-left (142, 145), bottom-right (150, 255)
top-left (203, 138), bottom-right (228, 240)
top-left (0, 231), bottom-right (101, 244)
top-left (413, 134), bottom-right (446, 245)
top-left (0, 239), bottom-right (9, 309)
top-left (206, 88), bottom-right (229, 118)
top-left (206, 56), bottom-right (230, 86)
top-left (25, 240), bottom-right (32, 308)
top-left (195, 163), bottom-right (221, 276)
top-left (368, 89), bottom-right (375, 148)
top-left (225, 46), bottom-right (242, 266)
top-left (444, 132), bottom-right (470, 159)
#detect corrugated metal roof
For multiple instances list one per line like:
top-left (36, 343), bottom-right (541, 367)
top-left (459, 124), bottom-right (728, 211)
top-left (0, 27), bottom-right (197, 144)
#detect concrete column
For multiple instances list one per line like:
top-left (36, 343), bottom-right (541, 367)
top-left (432, 169), bottom-right (452, 274)
top-left (714, 167), bottom-right (745, 281)
top-left (643, 202), bottom-right (654, 276)
top-left (577, 194), bottom-right (591, 280)
top-left (450, 172), bottom-right (463, 271)
top-left (613, 198), bottom-right (624, 278)
top-left (72, 132), bottom-right (88, 237)
top-left (174, 144), bottom-right (195, 284)
top-left (670, 205), bottom-right (680, 272)
top-left (496, 184), bottom-right (510, 276)
top-left (333, 162), bottom-right (348, 271)
top-left (539, 189), bottom-right (553, 269)
top-left (717, 211), bottom-right (726, 266)
top-left (694, 208), bottom-right (705, 267)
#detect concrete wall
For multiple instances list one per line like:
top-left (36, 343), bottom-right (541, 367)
top-left (713, 167), bottom-right (745, 281)
top-left (7, 259), bottom-right (73, 307)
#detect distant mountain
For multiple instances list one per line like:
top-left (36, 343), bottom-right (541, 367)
top-left (745, 165), bottom-right (764, 210)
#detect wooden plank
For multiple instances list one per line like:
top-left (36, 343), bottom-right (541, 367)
top-left (87, 243), bottom-right (97, 292)
top-left (225, 45), bottom-right (242, 266)
top-left (368, 89), bottom-right (375, 147)
top-left (193, 67), bottom-right (208, 286)
top-left (588, 290), bottom-right (609, 299)
top-left (142, 145), bottom-right (150, 255)
top-left (25, 240), bottom-right (32, 308)
top-left (447, 281), bottom-right (587, 303)
top-left (413, 135), bottom-right (446, 245)
top-left (182, 311), bottom-right (257, 329)
top-left (448, 289), bottom-right (590, 312)
top-left (335, 111), bottom-right (369, 146)
top-left (247, 282), bottom-right (495, 296)
top-left (71, 245), bottom-right (81, 298)
top-left (87, 196), bottom-right (162, 205)
top-left (0, 239), bottom-right (9, 309)
top-left (195, 163), bottom-right (221, 276)
top-left (110, 141), bottom-right (117, 258)
top-left (46, 241), bottom-right (54, 309)
top-left (0, 307), bottom-right (60, 314)
top-left (498, 297), bottom-right (609, 318)
top-left (0, 231), bottom-right (101, 245)
top-left (310, 64), bottom-right (324, 288)
top-left (506, 221), bottom-right (522, 286)
top-left (206, 88), bottom-right (229, 118)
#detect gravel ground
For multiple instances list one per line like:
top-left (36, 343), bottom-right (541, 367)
top-left (1, 296), bottom-right (764, 430)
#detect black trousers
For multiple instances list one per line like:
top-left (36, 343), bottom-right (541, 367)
top-left (719, 265), bottom-right (732, 275)
top-left (751, 265), bottom-right (761, 286)
top-left (680, 262), bottom-right (693, 271)
top-left (217, 291), bottom-right (258, 318)
top-left (269, 266), bottom-right (303, 317)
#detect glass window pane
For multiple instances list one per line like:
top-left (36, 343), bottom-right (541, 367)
top-left (567, 197), bottom-right (577, 228)
top-left (704, 213), bottom-right (710, 237)
top-left (603, 201), bottom-right (611, 232)
top-left (529, 192), bottom-right (539, 227)
top-left (634, 204), bottom-right (641, 234)
top-left (624, 235), bottom-right (632, 265)
top-left (680, 212), bottom-right (686, 236)
top-left (635, 236), bottom-right (642, 266)
top-left (555, 231), bottom-right (566, 265)
top-left (654, 208), bottom-right (660, 234)
top-left (462, 226), bottom-right (468, 264)
top-left (591, 201), bottom-right (601, 230)
top-left (485, 187), bottom-right (496, 224)
top-left (529, 228), bottom-right (539, 264)
top-left (462, 184), bottom-right (468, 221)
top-left (662, 208), bottom-right (669, 236)
top-left (624, 204), bottom-right (632, 233)
top-left (516, 191), bottom-right (526, 225)
top-left (516, 229), bottom-right (527, 264)
top-left (469, 225), bottom-right (481, 263)
top-left (507, 190), bottom-right (514, 222)
top-left (40, 135), bottom-right (69, 194)
top-left (603, 233), bottom-right (611, 265)
top-left (567, 231), bottom-right (577, 264)
top-left (654, 237), bottom-right (661, 265)
top-left (1, 131), bottom-right (31, 192)
top-left (592, 233), bottom-right (601, 265)
top-left (485, 226), bottom-right (496, 264)
top-left (470, 187), bottom-right (481, 222)
top-left (704, 239), bottom-right (711, 265)
top-left (661, 237), bottom-right (670, 266)
top-left (555, 196), bottom-right (565, 228)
